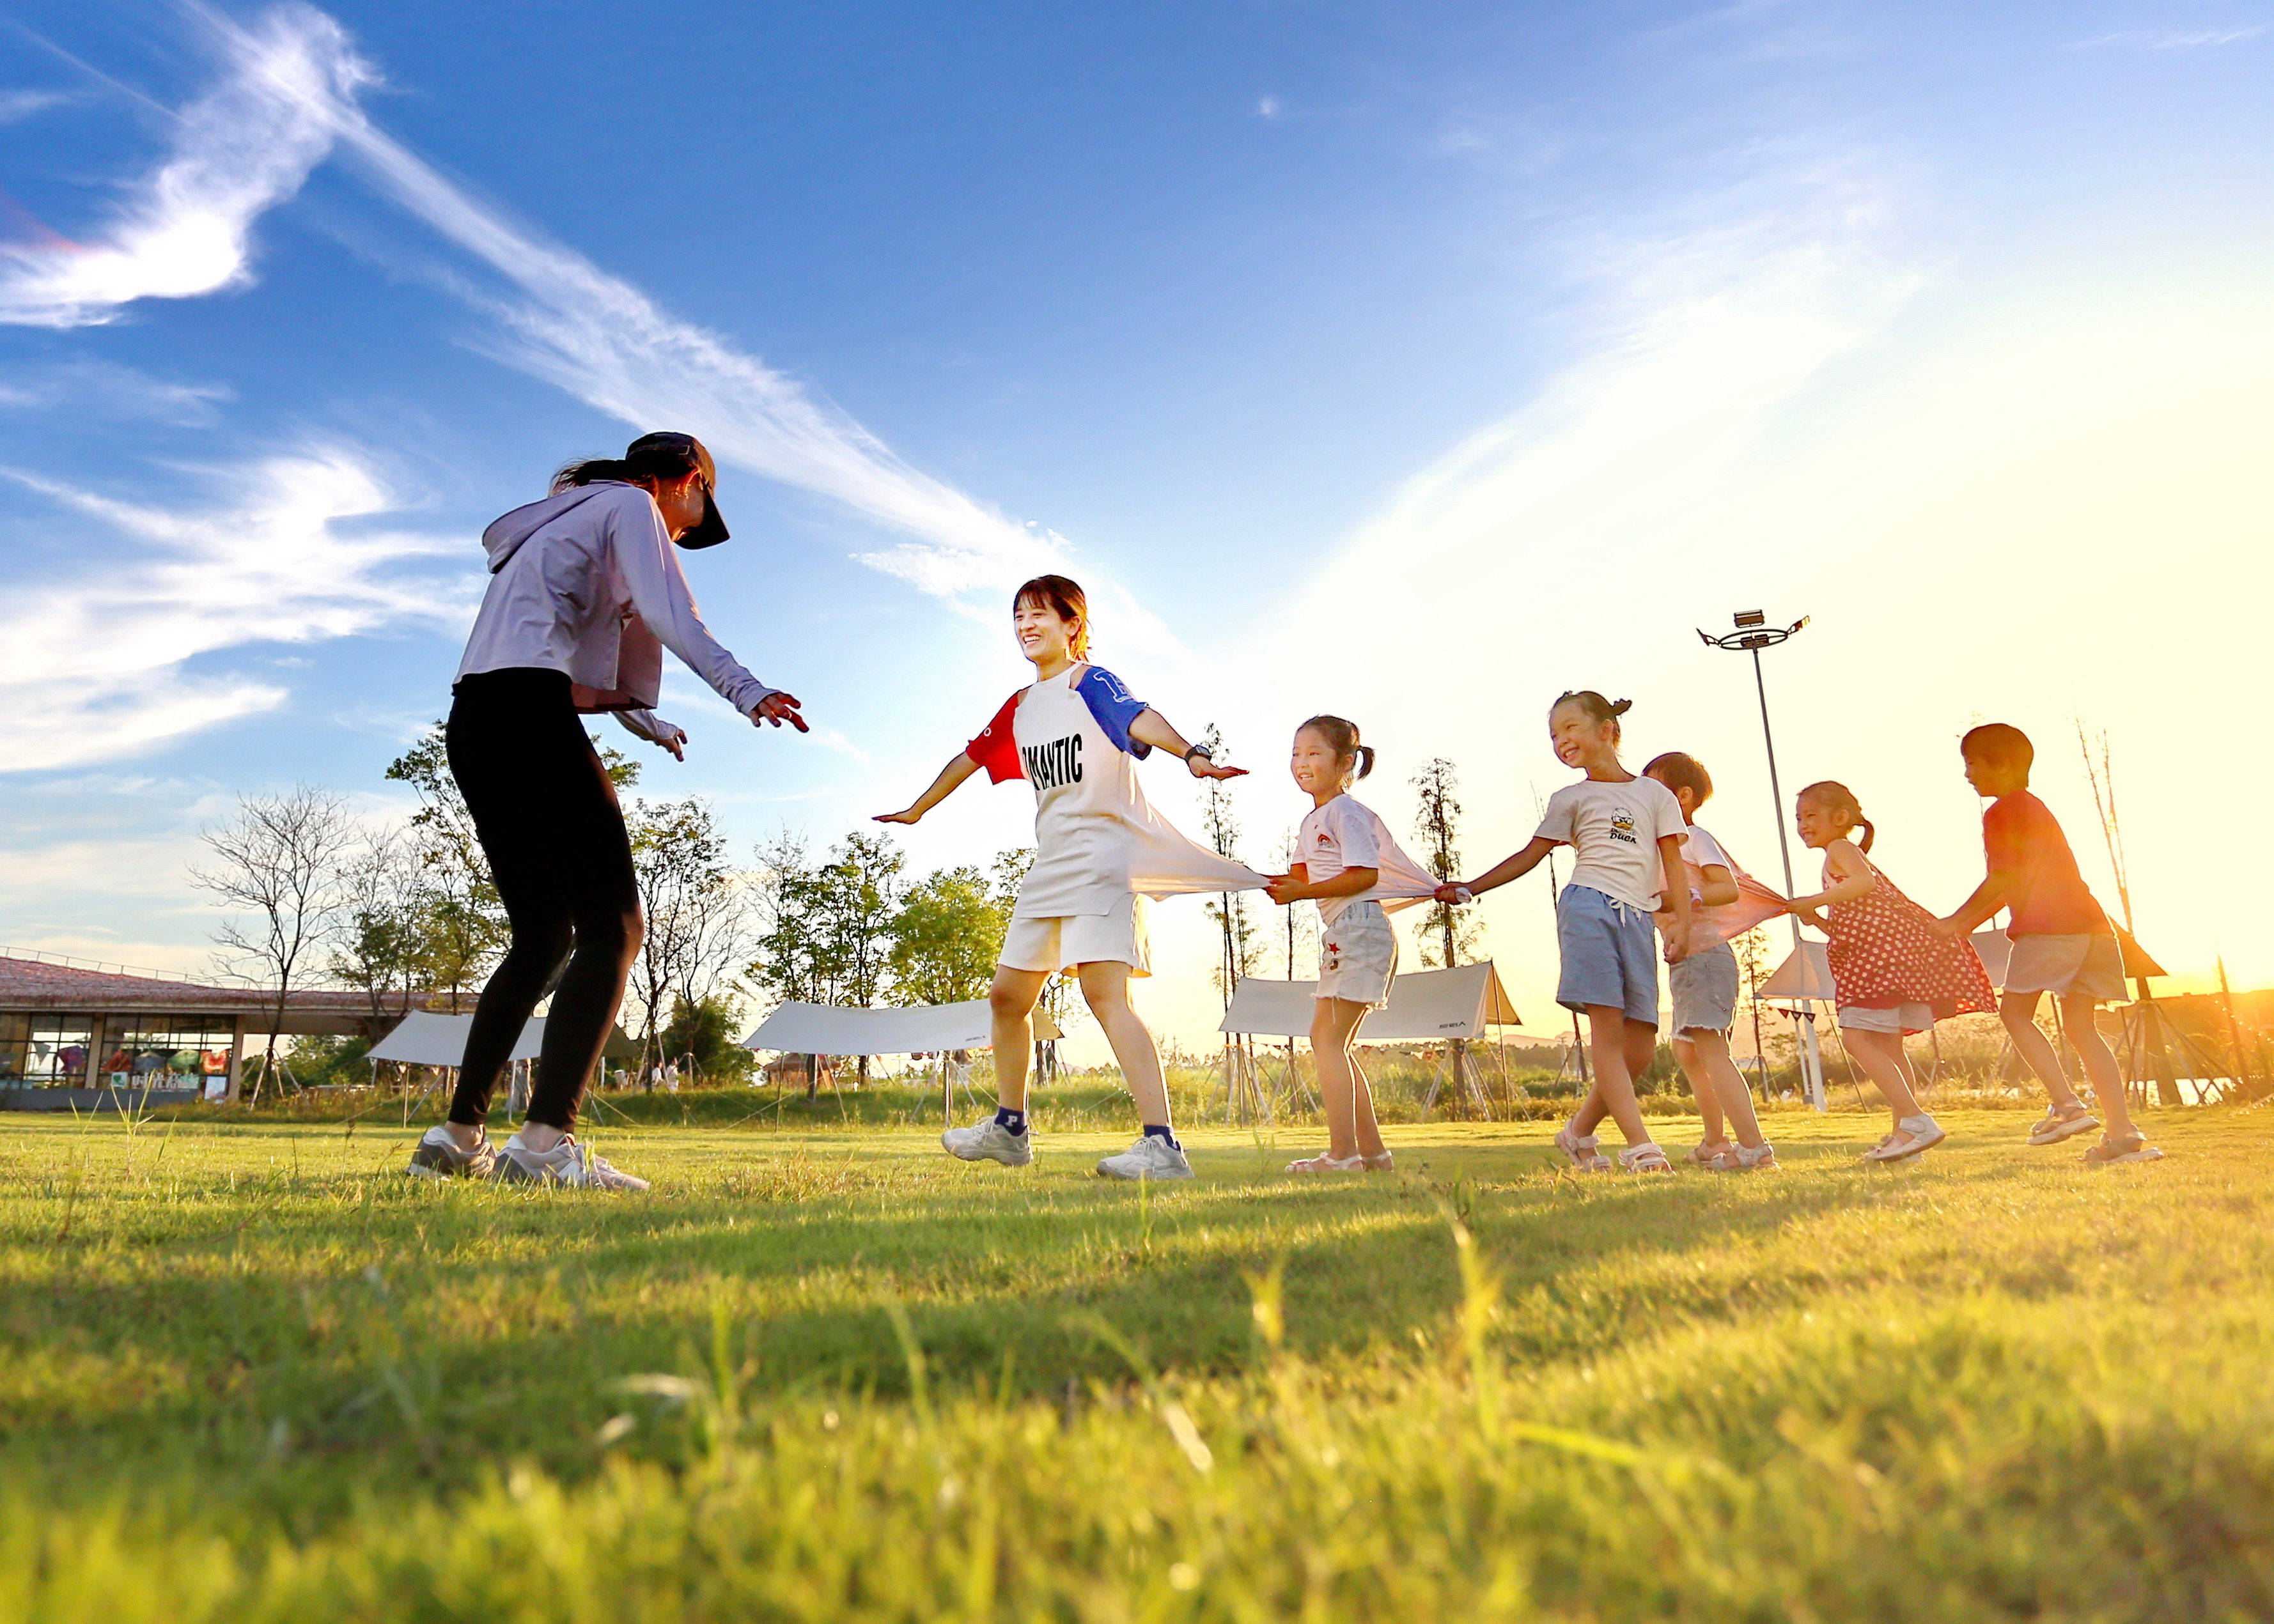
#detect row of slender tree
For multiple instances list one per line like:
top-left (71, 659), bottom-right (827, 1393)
top-left (189, 725), bottom-right (1036, 1098)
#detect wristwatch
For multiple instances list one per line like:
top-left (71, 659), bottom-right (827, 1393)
top-left (1183, 742), bottom-right (1214, 764)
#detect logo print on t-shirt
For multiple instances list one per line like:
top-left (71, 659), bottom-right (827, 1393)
top-left (1022, 733), bottom-right (1084, 790)
top-left (1610, 809), bottom-right (1638, 846)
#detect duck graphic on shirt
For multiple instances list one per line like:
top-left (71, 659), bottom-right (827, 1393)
top-left (1609, 809), bottom-right (1639, 846)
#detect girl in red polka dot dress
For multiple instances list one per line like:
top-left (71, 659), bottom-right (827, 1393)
top-left (1781, 780), bottom-right (1995, 1163)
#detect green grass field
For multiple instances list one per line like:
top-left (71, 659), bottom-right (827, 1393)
top-left (0, 1103), bottom-right (2265, 1621)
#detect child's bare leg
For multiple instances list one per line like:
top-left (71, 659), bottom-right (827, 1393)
top-left (1348, 1048), bottom-right (1387, 1161)
top-left (1570, 1022), bottom-right (1649, 1138)
top-left (1585, 1006), bottom-right (1655, 1147)
top-left (1845, 1029), bottom-right (1924, 1122)
top-left (1675, 1036), bottom-right (1729, 1145)
top-left (1309, 998), bottom-right (1371, 1159)
top-left (988, 965), bottom-right (1048, 1112)
top-left (2059, 991), bottom-right (2137, 1139)
top-left (1685, 1030), bottom-right (1766, 1149)
top-left (1077, 962), bottom-right (1171, 1127)
top-left (2000, 991), bottom-right (2085, 1111)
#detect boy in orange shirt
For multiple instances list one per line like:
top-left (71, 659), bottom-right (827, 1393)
top-left (1934, 723), bottom-right (2162, 1164)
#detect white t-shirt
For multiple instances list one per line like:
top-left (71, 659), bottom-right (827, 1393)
top-left (1297, 794), bottom-right (1440, 924)
top-left (1678, 824), bottom-right (1733, 902)
top-left (967, 665), bottom-right (1263, 918)
top-left (1534, 774), bottom-right (1686, 911)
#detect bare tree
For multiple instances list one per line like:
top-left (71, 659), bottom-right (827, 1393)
top-left (191, 787), bottom-right (358, 1102)
top-left (625, 796), bottom-right (737, 1088)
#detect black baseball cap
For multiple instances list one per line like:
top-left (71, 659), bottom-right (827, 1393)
top-left (625, 431), bottom-right (729, 548)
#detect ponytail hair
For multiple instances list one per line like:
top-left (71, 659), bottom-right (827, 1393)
top-left (553, 436), bottom-right (708, 495)
top-left (1798, 780), bottom-right (1875, 852)
top-left (1013, 574), bottom-right (1091, 661)
top-left (1298, 715), bottom-right (1375, 782)
top-left (1553, 690), bottom-right (1632, 741)
top-left (1643, 751), bottom-right (1712, 806)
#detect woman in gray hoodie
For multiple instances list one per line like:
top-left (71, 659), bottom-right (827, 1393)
top-left (408, 432), bottom-right (803, 1189)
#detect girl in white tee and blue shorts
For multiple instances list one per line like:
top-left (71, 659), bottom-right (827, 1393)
top-left (1266, 716), bottom-right (1443, 1173)
top-left (1439, 692), bottom-right (1695, 1173)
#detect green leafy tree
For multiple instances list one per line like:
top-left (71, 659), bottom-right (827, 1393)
top-left (889, 865), bottom-right (1006, 1005)
top-left (659, 994), bottom-right (754, 1086)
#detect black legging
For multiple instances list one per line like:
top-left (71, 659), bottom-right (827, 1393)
top-left (446, 668), bottom-right (642, 1130)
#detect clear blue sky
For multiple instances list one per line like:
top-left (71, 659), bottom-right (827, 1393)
top-left (4, 1), bottom-right (2270, 1043)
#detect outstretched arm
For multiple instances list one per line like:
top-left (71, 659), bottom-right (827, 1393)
top-left (875, 753), bottom-right (981, 825)
top-left (1439, 836), bottom-right (1560, 903)
top-left (1130, 708), bottom-right (1248, 780)
top-left (1786, 840), bottom-right (1873, 913)
top-left (1934, 871), bottom-right (2013, 938)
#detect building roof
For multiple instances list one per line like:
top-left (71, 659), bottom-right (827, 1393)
top-left (0, 955), bottom-right (424, 1028)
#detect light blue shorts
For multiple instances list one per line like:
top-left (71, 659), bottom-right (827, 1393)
top-left (1556, 885), bottom-right (1660, 1026)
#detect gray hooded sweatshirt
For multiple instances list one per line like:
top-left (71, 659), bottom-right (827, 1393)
top-left (456, 482), bottom-right (776, 736)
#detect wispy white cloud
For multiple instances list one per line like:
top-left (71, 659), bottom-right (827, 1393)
top-left (0, 89), bottom-right (77, 124)
top-left (2068, 25), bottom-right (2266, 50)
top-left (0, 11), bottom-right (369, 329)
top-left (0, 447), bottom-right (468, 770)
top-left (0, 357), bottom-right (232, 424)
top-left (169, 4), bottom-right (1065, 608)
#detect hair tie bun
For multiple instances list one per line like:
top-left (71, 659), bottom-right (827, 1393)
top-left (1610, 698), bottom-right (1633, 715)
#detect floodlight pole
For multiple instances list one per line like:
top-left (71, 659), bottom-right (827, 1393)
top-left (1699, 613), bottom-right (1827, 1112)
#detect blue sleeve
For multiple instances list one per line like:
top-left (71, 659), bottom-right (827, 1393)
top-left (1075, 666), bottom-right (1151, 758)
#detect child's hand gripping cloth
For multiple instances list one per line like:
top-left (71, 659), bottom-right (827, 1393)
top-left (1679, 824), bottom-right (1789, 945)
top-left (967, 665), bottom-right (1267, 916)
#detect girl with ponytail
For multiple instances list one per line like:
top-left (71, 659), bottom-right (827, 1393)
top-left (1436, 691), bottom-right (1695, 1174)
top-left (1784, 780), bottom-right (1995, 1163)
top-left (1265, 716), bottom-right (1440, 1173)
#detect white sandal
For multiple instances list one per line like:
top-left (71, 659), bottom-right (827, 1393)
top-left (1286, 1152), bottom-right (1367, 1173)
top-left (1617, 1142), bottom-right (1672, 1173)
top-left (1554, 1125), bottom-right (1612, 1172)
top-left (1362, 1150), bottom-right (1394, 1172)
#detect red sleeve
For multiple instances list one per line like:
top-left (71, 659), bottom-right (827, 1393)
top-left (1981, 798), bottom-right (2023, 875)
top-left (966, 691), bottom-right (1024, 784)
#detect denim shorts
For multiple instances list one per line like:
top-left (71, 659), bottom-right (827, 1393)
top-left (1556, 885), bottom-right (1660, 1025)
top-left (1670, 940), bottom-right (1739, 1034)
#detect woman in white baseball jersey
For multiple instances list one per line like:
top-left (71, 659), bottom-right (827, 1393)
top-left (876, 575), bottom-right (1256, 1180)
top-left (1265, 716), bottom-right (1440, 1173)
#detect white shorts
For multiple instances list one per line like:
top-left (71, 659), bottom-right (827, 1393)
top-left (1317, 901), bottom-right (1398, 1007)
top-left (999, 893), bottom-right (1151, 977)
top-left (1839, 1002), bottom-right (1933, 1035)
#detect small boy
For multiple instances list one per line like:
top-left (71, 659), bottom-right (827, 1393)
top-left (1934, 722), bottom-right (2162, 1164)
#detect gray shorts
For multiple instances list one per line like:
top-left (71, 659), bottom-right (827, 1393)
top-left (1670, 941), bottom-right (1739, 1034)
top-left (2004, 932), bottom-right (2125, 1001)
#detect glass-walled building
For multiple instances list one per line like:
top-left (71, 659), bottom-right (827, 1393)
top-left (0, 955), bottom-right (418, 1108)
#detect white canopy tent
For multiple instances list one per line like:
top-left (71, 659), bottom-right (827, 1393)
top-left (1217, 961), bottom-right (1522, 1042)
top-left (742, 999), bottom-right (1063, 1130)
top-left (740, 1000), bottom-right (1059, 1058)
top-left (368, 1011), bottom-right (546, 1067)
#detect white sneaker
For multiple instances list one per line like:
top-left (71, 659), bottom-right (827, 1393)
top-left (1097, 1134), bottom-right (1195, 1180)
top-left (406, 1124), bottom-right (495, 1180)
top-left (942, 1118), bottom-right (1033, 1167)
top-left (496, 1132), bottom-right (650, 1191)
